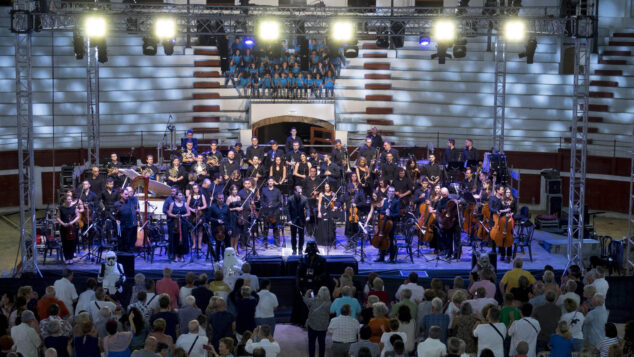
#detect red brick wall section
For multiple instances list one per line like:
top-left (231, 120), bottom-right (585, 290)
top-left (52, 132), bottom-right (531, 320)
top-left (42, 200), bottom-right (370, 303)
top-left (0, 175), bottom-right (19, 206)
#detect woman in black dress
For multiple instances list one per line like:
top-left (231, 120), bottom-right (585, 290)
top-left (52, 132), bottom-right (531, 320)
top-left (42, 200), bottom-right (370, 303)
top-left (270, 156), bottom-right (287, 193)
top-left (56, 194), bottom-right (80, 264)
top-left (356, 156), bottom-right (372, 197)
top-left (293, 153), bottom-right (311, 189)
top-left (187, 183), bottom-right (207, 253)
top-left (315, 183), bottom-right (337, 247)
top-left (167, 192), bottom-right (191, 262)
top-left (226, 185), bottom-right (243, 255)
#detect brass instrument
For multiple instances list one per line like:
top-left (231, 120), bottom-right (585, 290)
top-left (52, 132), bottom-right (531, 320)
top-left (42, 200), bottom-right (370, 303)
top-left (168, 166), bottom-right (179, 179)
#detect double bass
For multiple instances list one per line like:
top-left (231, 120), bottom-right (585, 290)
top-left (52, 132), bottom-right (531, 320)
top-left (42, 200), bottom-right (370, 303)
top-left (371, 214), bottom-right (392, 250)
top-left (462, 200), bottom-right (479, 237)
top-left (437, 199), bottom-right (458, 230)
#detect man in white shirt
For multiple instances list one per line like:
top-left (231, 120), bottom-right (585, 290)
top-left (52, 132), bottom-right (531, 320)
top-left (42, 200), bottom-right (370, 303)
top-left (556, 280), bottom-right (581, 314)
top-left (245, 324), bottom-right (281, 357)
top-left (590, 267), bottom-right (609, 297)
top-left (395, 272), bottom-right (425, 303)
top-left (53, 268), bottom-right (78, 316)
top-left (255, 279), bottom-right (279, 335)
top-left (239, 263), bottom-right (260, 291)
top-left (583, 294), bottom-right (609, 347)
top-left (416, 326), bottom-right (446, 357)
top-left (473, 306), bottom-right (507, 357)
top-left (175, 320), bottom-right (209, 357)
top-left (11, 310), bottom-right (41, 357)
top-left (380, 319), bottom-right (408, 357)
top-left (75, 278), bottom-right (97, 316)
top-left (89, 287), bottom-right (116, 325)
top-left (508, 303), bottom-right (541, 357)
top-left (465, 287), bottom-right (499, 317)
top-left (328, 304), bottom-right (361, 357)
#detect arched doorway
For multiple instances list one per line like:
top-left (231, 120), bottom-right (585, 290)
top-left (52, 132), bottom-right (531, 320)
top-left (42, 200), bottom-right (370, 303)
top-left (252, 116), bottom-right (334, 152)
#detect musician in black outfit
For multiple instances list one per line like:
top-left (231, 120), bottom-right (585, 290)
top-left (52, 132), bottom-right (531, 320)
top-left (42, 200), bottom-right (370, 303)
top-left (338, 183), bottom-right (366, 244)
top-left (433, 187), bottom-right (459, 259)
top-left (206, 140), bottom-right (223, 163)
top-left (393, 168), bottom-right (413, 206)
top-left (489, 185), bottom-right (513, 261)
top-left (101, 178), bottom-right (120, 220)
top-left (443, 139), bottom-right (462, 184)
top-left (209, 174), bottom-right (225, 202)
top-left (105, 153), bottom-right (124, 188)
top-left (238, 178), bottom-right (259, 245)
top-left (463, 139), bottom-right (479, 170)
top-left (423, 154), bottom-right (445, 187)
top-left (79, 180), bottom-right (99, 218)
top-left (461, 167), bottom-right (478, 193)
top-left (246, 137), bottom-right (266, 166)
top-left (265, 140), bottom-right (286, 169)
top-left (321, 154), bottom-right (341, 190)
top-left (87, 166), bottom-right (105, 198)
top-left (113, 189), bottom-right (138, 252)
top-left (369, 127), bottom-right (384, 148)
top-left (380, 141), bottom-right (400, 163)
top-left (140, 155), bottom-right (160, 181)
top-left (377, 186), bottom-right (400, 263)
top-left (331, 139), bottom-right (346, 167)
top-left (180, 130), bottom-right (199, 152)
top-left (209, 192), bottom-right (230, 260)
top-left (308, 148), bottom-right (323, 169)
top-left (285, 127), bottom-right (305, 153)
top-left (287, 185), bottom-right (311, 255)
top-left (246, 156), bottom-right (266, 185)
top-left (357, 137), bottom-right (377, 166)
top-left (260, 177), bottom-right (283, 247)
top-left (286, 141), bottom-right (304, 167)
top-left (413, 178), bottom-right (432, 207)
top-left (304, 167), bottom-right (322, 237)
top-left (220, 151), bottom-right (241, 182)
top-left (233, 142), bottom-right (245, 167)
top-left (380, 153), bottom-right (399, 184)
top-left (167, 157), bottom-right (187, 192)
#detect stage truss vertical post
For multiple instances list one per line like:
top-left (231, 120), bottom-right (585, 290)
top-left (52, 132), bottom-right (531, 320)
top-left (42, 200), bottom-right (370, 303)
top-left (567, 16), bottom-right (591, 268)
top-left (86, 38), bottom-right (100, 166)
top-left (626, 130), bottom-right (634, 274)
top-left (492, 35), bottom-right (506, 153)
top-left (13, 0), bottom-right (41, 277)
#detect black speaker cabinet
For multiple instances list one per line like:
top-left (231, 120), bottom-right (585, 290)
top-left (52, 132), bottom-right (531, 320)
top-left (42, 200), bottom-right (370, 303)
top-left (547, 194), bottom-right (563, 215)
top-left (546, 179), bottom-right (562, 195)
top-left (116, 252), bottom-right (135, 277)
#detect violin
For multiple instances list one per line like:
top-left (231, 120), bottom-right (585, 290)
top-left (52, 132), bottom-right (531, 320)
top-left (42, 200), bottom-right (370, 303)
top-left (371, 213), bottom-right (392, 250)
top-left (348, 206), bottom-right (359, 223)
top-left (417, 201), bottom-right (435, 243)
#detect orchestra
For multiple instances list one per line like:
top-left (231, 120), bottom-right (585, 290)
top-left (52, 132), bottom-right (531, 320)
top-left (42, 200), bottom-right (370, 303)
top-left (60, 128), bottom-right (521, 266)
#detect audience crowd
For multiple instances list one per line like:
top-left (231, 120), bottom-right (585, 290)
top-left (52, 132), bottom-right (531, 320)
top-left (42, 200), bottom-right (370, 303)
top-left (0, 257), bottom-right (624, 357)
top-left (223, 36), bottom-right (343, 99)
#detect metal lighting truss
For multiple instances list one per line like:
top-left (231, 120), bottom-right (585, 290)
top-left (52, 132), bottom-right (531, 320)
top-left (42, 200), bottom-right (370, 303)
top-left (86, 38), bottom-right (100, 167)
top-left (626, 131), bottom-right (634, 274)
top-left (492, 34), bottom-right (506, 153)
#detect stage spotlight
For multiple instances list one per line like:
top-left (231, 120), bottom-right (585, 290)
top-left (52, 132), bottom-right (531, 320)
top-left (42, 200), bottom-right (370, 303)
top-left (163, 39), bottom-right (175, 56)
top-left (257, 20), bottom-right (280, 41)
top-left (344, 44), bottom-right (359, 58)
top-left (85, 16), bottom-right (106, 38)
top-left (453, 38), bottom-right (467, 58)
top-left (431, 43), bottom-right (451, 64)
top-left (504, 19), bottom-right (526, 42)
top-left (243, 37), bottom-right (255, 48)
top-left (73, 29), bottom-right (85, 60)
top-left (155, 18), bottom-right (176, 40)
top-left (419, 36), bottom-right (431, 47)
top-left (518, 37), bottom-right (537, 64)
top-left (332, 21), bottom-right (354, 42)
top-left (96, 39), bottom-right (108, 63)
top-left (142, 36), bottom-right (158, 56)
top-left (432, 19), bottom-right (456, 43)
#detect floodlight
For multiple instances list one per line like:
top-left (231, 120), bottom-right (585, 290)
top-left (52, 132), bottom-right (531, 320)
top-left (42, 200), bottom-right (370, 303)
top-left (419, 36), bottom-right (431, 47)
top-left (85, 16), bottom-right (106, 38)
top-left (258, 20), bottom-right (280, 41)
top-left (453, 38), bottom-right (467, 58)
top-left (432, 19), bottom-right (456, 43)
top-left (504, 19), bottom-right (526, 42)
top-left (243, 37), bottom-right (255, 47)
top-left (155, 18), bottom-right (176, 40)
top-left (332, 21), bottom-right (354, 42)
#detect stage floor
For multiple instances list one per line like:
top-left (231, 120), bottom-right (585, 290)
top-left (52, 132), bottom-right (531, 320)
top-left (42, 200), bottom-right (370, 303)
top-left (37, 226), bottom-right (571, 276)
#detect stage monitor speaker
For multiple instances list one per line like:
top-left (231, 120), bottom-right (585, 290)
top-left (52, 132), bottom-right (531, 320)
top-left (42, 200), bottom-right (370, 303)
top-left (116, 252), bottom-right (135, 277)
top-left (547, 194), bottom-right (563, 215)
top-left (245, 256), bottom-right (284, 277)
top-left (546, 179), bottom-right (561, 195)
top-left (471, 251), bottom-right (497, 273)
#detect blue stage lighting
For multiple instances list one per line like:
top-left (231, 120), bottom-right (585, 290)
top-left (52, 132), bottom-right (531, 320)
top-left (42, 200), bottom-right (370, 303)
top-left (419, 36), bottom-right (431, 47)
top-left (243, 37), bottom-right (255, 47)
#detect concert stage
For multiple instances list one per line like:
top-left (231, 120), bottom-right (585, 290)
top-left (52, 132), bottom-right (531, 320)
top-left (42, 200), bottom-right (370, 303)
top-left (36, 226), bottom-right (573, 279)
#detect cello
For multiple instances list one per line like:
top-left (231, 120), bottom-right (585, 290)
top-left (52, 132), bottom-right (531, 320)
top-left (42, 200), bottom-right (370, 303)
top-left (416, 201), bottom-right (435, 243)
top-left (437, 199), bottom-right (458, 230)
top-left (371, 214), bottom-right (392, 250)
top-left (491, 211), bottom-right (514, 249)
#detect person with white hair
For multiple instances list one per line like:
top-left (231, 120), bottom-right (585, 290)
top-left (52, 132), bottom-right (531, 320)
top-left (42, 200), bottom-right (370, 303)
top-left (417, 326), bottom-right (446, 357)
top-left (178, 296), bottom-right (202, 335)
top-left (11, 310), bottom-right (41, 357)
top-left (239, 263), bottom-right (260, 292)
top-left (420, 298), bottom-right (450, 343)
top-left (44, 347), bottom-right (58, 357)
top-left (582, 293), bottom-right (609, 347)
top-left (589, 266), bottom-right (609, 297)
top-left (175, 320), bottom-right (209, 357)
top-left (304, 286), bottom-right (332, 357)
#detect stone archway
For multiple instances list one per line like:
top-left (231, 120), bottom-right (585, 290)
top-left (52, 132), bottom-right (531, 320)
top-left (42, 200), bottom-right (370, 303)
top-left (252, 116), bottom-right (335, 147)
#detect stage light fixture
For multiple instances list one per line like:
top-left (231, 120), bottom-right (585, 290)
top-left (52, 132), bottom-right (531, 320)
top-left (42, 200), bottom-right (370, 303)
top-left (518, 37), bottom-right (537, 64)
top-left (73, 29), bottom-right (85, 60)
top-left (418, 36), bottom-right (431, 47)
top-left (155, 18), bottom-right (176, 40)
top-left (504, 19), bottom-right (526, 42)
top-left (344, 43), bottom-right (359, 58)
top-left (432, 19), bottom-right (456, 43)
top-left (431, 43), bottom-right (451, 64)
top-left (163, 39), bottom-right (175, 56)
top-left (142, 36), bottom-right (158, 56)
top-left (453, 38), bottom-right (467, 58)
top-left (257, 20), bottom-right (280, 41)
top-left (243, 37), bottom-right (255, 48)
top-left (332, 21), bottom-right (354, 42)
top-left (85, 16), bottom-right (106, 38)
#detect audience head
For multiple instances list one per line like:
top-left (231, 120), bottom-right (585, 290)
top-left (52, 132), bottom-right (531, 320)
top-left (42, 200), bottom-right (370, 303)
top-left (144, 336), bottom-right (158, 351)
top-left (545, 290), bottom-right (557, 303)
top-left (453, 276), bottom-right (464, 289)
top-left (185, 295), bottom-right (196, 307)
top-left (606, 322), bottom-right (618, 339)
top-left (503, 292), bottom-right (515, 305)
top-left (185, 272), bottom-right (196, 286)
top-left (520, 303), bottom-right (533, 317)
top-left (47, 320), bottom-right (61, 335)
top-left (241, 285), bottom-right (251, 298)
top-left (542, 270), bottom-right (555, 284)
top-left (487, 306), bottom-right (500, 323)
top-left (340, 304), bottom-right (351, 317)
top-left (563, 298), bottom-right (578, 313)
top-left (408, 272), bottom-right (419, 283)
top-left (431, 278), bottom-right (443, 291)
top-left (513, 258), bottom-right (523, 269)
top-left (219, 337), bottom-right (234, 355)
top-left (0, 336), bottom-right (13, 352)
top-left (558, 320), bottom-right (572, 339)
top-left (388, 318), bottom-right (400, 331)
top-left (20, 310), bottom-right (35, 324)
top-left (583, 285), bottom-right (597, 299)
top-left (158, 294), bottom-right (171, 309)
top-left (431, 297), bottom-right (443, 313)
top-left (372, 277), bottom-right (384, 291)
top-left (566, 280), bottom-right (577, 293)
top-left (366, 295), bottom-right (379, 307)
top-left (447, 337), bottom-right (462, 354)
top-left (357, 347), bottom-right (372, 357)
top-left (162, 267), bottom-right (172, 278)
top-left (188, 320), bottom-right (200, 334)
top-left (173, 348), bottom-right (188, 357)
top-left (372, 302), bottom-right (388, 318)
top-left (393, 339), bottom-right (405, 355)
top-left (44, 348), bottom-right (57, 357)
top-left (360, 325), bottom-right (372, 340)
top-left (134, 273), bottom-right (145, 286)
top-left (197, 273), bottom-right (208, 286)
top-left (516, 341), bottom-right (529, 355)
top-left (242, 263), bottom-right (252, 274)
top-left (429, 326), bottom-right (442, 340)
top-left (259, 324), bottom-right (272, 339)
top-left (48, 303), bottom-right (60, 317)
top-left (481, 349), bottom-right (495, 357)
top-left (401, 289), bottom-right (412, 300)
top-left (153, 318), bottom-right (166, 333)
top-left (592, 293), bottom-right (605, 307)
top-left (252, 347), bottom-right (266, 357)
top-left (460, 301), bottom-right (473, 316)
top-left (533, 281), bottom-right (545, 296)
top-left (105, 319), bottom-right (118, 336)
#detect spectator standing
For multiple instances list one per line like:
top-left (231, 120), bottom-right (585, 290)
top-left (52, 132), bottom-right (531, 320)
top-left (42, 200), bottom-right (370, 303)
top-left (40, 304), bottom-right (72, 339)
top-left (367, 278), bottom-right (389, 306)
top-left (548, 321), bottom-right (574, 357)
top-left (304, 287), bottom-right (331, 357)
top-left (473, 307), bottom-right (507, 357)
top-left (156, 268), bottom-right (179, 310)
top-left (598, 323), bottom-right (620, 357)
top-left (331, 286), bottom-right (361, 318)
top-left (150, 295), bottom-right (179, 343)
top-left (131, 336), bottom-right (160, 357)
top-left (209, 270), bottom-right (231, 300)
top-left (178, 272), bottom-right (196, 307)
top-left (245, 325), bottom-right (280, 357)
top-left (207, 298), bottom-right (235, 350)
top-left (235, 286), bottom-right (259, 341)
top-left (75, 278), bottom-right (97, 316)
top-left (499, 258), bottom-right (536, 293)
top-left (43, 320), bottom-right (71, 357)
top-left (469, 268), bottom-right (497, 299)
top-left (255, 279), bottom-right (278, 336)
top-left (178, 296), bottom-right (202, 335)
top-left (328, 304), bottom-right (360, 357)
top-left (11, 310), bottom-right (41, 357)
top-left (528, 282), bottom-right (546, 309)
top-left (452, 302), bottom-right (479, 355)
top-left (510, 276), bottom-right (532, 304)
top-left (90, 287), bottom-right (116, 326)
top-left (556, 280), bottom-right (581, 314)
top-left (53, 269), bottom-right (78, 316)
top-left (500, 293), bottom-right (521, 328)
top-left (368, 302), bottom-right (390, 344)
top-left (174, 320), bottom-right (209, 357)
top-left (583, 293), bottom-right (609, 348)
top-left (191, 274), bottom-right (213, 314)
top-left (532, 290), bottom-right (562, 352)
top-left (348, 325), bottom-right (380, 357)
top-left (560, 298), bottom-right (585, 352)
top-left (590, 266), bottom-right (609, 298)
top-left (465, 287), bottom-right (498, 317)
top-left (508, 303), bottom-right (541, 357)
top-left (421, 297), bottom-right (450, 343)
top-left (379, 319), bottom-right (407, 357)
top-left (389, 289), bottom-right (417, 321)
top-left (395, 305), bottom-right (416, 355)
top-left (445, 290), bottom-right (467, 327)
top-left (416, 326), bottom-right (446, 357)
top-left (238, 263), bottom-right (260, 292)
top-left (394, 272), bottom-right (425, 303)
top-left (37, 286), bottom-right (70, 320)
top-left (74, 320), bottom-right (100, 357)
top-left (103, 316), bottom-right (136, 357)
top-left (148, 319), bottom-right (174, 357)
